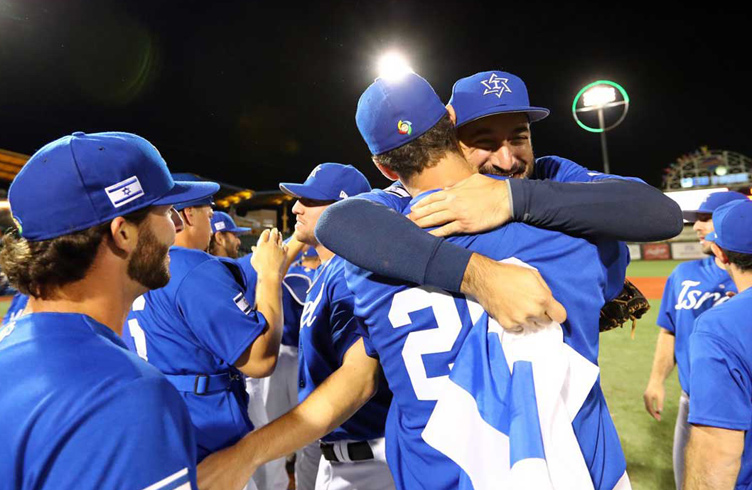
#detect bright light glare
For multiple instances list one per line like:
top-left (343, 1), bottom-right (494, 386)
top-left (377, 52), bottom-right (413, 81)
top-left (583, 85), bottom-right (617, 107)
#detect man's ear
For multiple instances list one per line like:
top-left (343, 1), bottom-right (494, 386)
top-left (180, 207), bottom-right (195, 227)
top-left (711, 242), bottom-right (729, 265)
top-left (446, 104), bottom-right (457, 126)
top-left (372, 158), bottom-right (399, 182)
top-left (109, 216), bottom-right (138, 256)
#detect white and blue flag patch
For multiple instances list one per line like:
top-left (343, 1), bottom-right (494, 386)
top-left (233, 292), bottom-right (252, 315)
top-left (105, 176), bottom-right (145, 208)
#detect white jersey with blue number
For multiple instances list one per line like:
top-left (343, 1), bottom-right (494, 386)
top-left (344, 190), bottom-right (629, 490)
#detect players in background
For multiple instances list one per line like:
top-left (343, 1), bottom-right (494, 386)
top-left (209, 210), bottom-right (252, 258)
top-left (0, 131), bottom-right (218, 488)
top-left (314, 70), bottom-right (682, 330)
top-left (278, 162), bottom-right (394, 490)
top-left (643, 191), bottom-right (748, 489)
top-left (121, 174), bottom-right (288, 489)
top-left (197, 73), bottom-right (631, 490)
top-left (683, 199), bottom-right (752, 490)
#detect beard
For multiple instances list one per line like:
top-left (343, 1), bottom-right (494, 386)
top-left (128, 225), bottom-right (171, 290)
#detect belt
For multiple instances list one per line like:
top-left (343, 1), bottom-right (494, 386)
top-left (320, 440), bottom-right (374, 462)
top-left (164, 372), bottom-right (241, 395)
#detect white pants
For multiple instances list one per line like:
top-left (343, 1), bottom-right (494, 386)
top-left (673, 391), bottom-right (690, 490)
top-left (246, 376), bottom-right (290, 490)
top-left (297, 442), bottom-right (323, 490)
top-left (314, 438), bottom-right (395, 490)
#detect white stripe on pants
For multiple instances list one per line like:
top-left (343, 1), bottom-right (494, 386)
top-left (673, 391), bottom-right (690, 490)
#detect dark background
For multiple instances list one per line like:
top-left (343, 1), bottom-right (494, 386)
top-left (1, 0), bottom-right (749, 190)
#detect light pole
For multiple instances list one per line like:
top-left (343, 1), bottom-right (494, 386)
top-left (572, 81), bottom-right (629, 175)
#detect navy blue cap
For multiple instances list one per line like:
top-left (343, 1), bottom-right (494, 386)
top-left (9, 132), bottom-right (220, 241)
top-left (356, 73), bottom-right (447, 155)
top-left (211, 211), bottom-right (251, 234)
top-left (449, 71), bottom-right (550, 128)
top-left (682, 191), bottom-right (749, 222)
top-left (712, 199), bottom-right (752, 254)
top-left (279, 163), bottom-right (371, 201)
top-left (170, 173), bottom-right (218, 210)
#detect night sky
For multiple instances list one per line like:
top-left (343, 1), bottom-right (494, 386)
top-left (1, 1), bottom-right (749, 191)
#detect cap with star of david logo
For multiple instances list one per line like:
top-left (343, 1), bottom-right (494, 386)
top-left (449, 70), bottom-right (550, 127)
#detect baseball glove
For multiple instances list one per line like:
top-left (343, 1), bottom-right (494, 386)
top-left (599, 279), bottom-right (650, 337)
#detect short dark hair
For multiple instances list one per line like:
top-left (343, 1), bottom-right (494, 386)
top-left (373, 114), bottom-right (460, 180)
top-left (0, 207), bottom-right (151, 299)
top-left (720, 246), bottom-right (752, 272)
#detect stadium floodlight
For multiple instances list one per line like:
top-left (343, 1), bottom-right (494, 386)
top-left (583, 86), bottom-right (616, 108)
top-left (572, 80), bottom-right (629, 175)
top-left (377, 52), bottom-right (413, 81)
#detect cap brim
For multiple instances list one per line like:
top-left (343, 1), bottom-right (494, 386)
top-left (681, 210), bottom-right (712, 222)
top-left (457, 105), bottom-right (550, 128)
top-left (227, 226), bottom-right (252, 234)
top-left (279, 183), bottom-right (333, 201)
top-left (704, 232), bottom-right (717, 242)
top-left (153, 181), bottom-right (220, 206)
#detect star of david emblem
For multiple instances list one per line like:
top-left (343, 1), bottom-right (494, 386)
top-left (480, 73), bottom-right (512, 98)
top-left (123, 187), bottom-right (132, 196)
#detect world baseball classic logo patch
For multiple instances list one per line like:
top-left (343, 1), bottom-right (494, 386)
top-left (397, 120), bottom-right (412, 135)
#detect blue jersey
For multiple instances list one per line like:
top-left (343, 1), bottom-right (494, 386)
top-left (689, 288), bottom-right (752, 489)
top-left (2, 292), bottom-right (28, 324)
top-left (357, 155), bottom-right (641, 212)
top-left (0, 313), bottom-right (196, 489)
top-left (345, 191), bottom-right (629, 490)
top-left (122, 246), bottom-right (268, 462)
top-left (299, 255), bottom-right (392, 442)
top-left (234, 255), bottom-right (314, 347)
top-left (656, 256), bottom-right (734, 393)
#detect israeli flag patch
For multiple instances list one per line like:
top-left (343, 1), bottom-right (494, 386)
top-left (215, 222), bottom-right (226, 231)
top-left (105, 176), bottom-right (145, 208)
top-left (233, 292), bottom-right (252, 315)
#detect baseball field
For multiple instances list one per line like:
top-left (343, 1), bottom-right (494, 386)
top-left (0, 259), bottom-right (682, 489)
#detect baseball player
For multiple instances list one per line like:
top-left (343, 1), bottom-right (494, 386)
top-left (202, 210), bottom-right (290, 490)
top-left (121, 174), bottom-right (288, 469)
top-left (197, 74), bottom-right (631, 490)
top-left (0, 131), bottom-right (219, 488)
top-left (313, 70), bottom-right (682, 330)
top-left (279, 163), bottom-right (395, 490)
top-left (683, 199), bottom-right (752, 489)
top-left (209, 210), bottom-right (252, 258)
top-left (643, 191), bottom-right (748, 489)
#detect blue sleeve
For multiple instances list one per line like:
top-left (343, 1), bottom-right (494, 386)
top-left (316, 198), bottom-right (472, 293)
top-left (329, 273), bottom-right (366, 363)
top-left (508, 177), bottom-right (683, 242)
top-left (46, 377), bottom-right (197, 489)
top-left (688, 329), bottom-right (752, 430)
top-left (177, 260), bottom-right (268, 365)
top-left (656, 273), bottom-right (677, 333)
top-left (533, 156), bottom-right (643, 184)
top-left (2, 293), bottom-right (28, 324)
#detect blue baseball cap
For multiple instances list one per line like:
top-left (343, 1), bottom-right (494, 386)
top-left (449, 71), bottom-right (550, 128)
top-left (171, 173), bottom-right (218, 210)
top-left (711, 199), bottom-right (752, 254)
top-left (9, 131), bottom-right (220, 241)
top-left (356, 73), bottom-right (447, 155)
top-left (682, 191), bottom-right (749, 222)
top-left (279, 163), bottom-right (371, 201)
top-left (211, 211), bottom-right (252, 234)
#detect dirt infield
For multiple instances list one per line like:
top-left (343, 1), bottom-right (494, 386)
top-left (627, 276), bottom-right (667, 300)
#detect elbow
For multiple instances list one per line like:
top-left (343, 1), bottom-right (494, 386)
top-left (245, 354), bottom-right (278, 378)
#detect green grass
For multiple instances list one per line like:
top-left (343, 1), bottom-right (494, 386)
top-left (598, 259), bottom-right (683, 489)
top-left (627, 260), bottom-right (684, 278)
